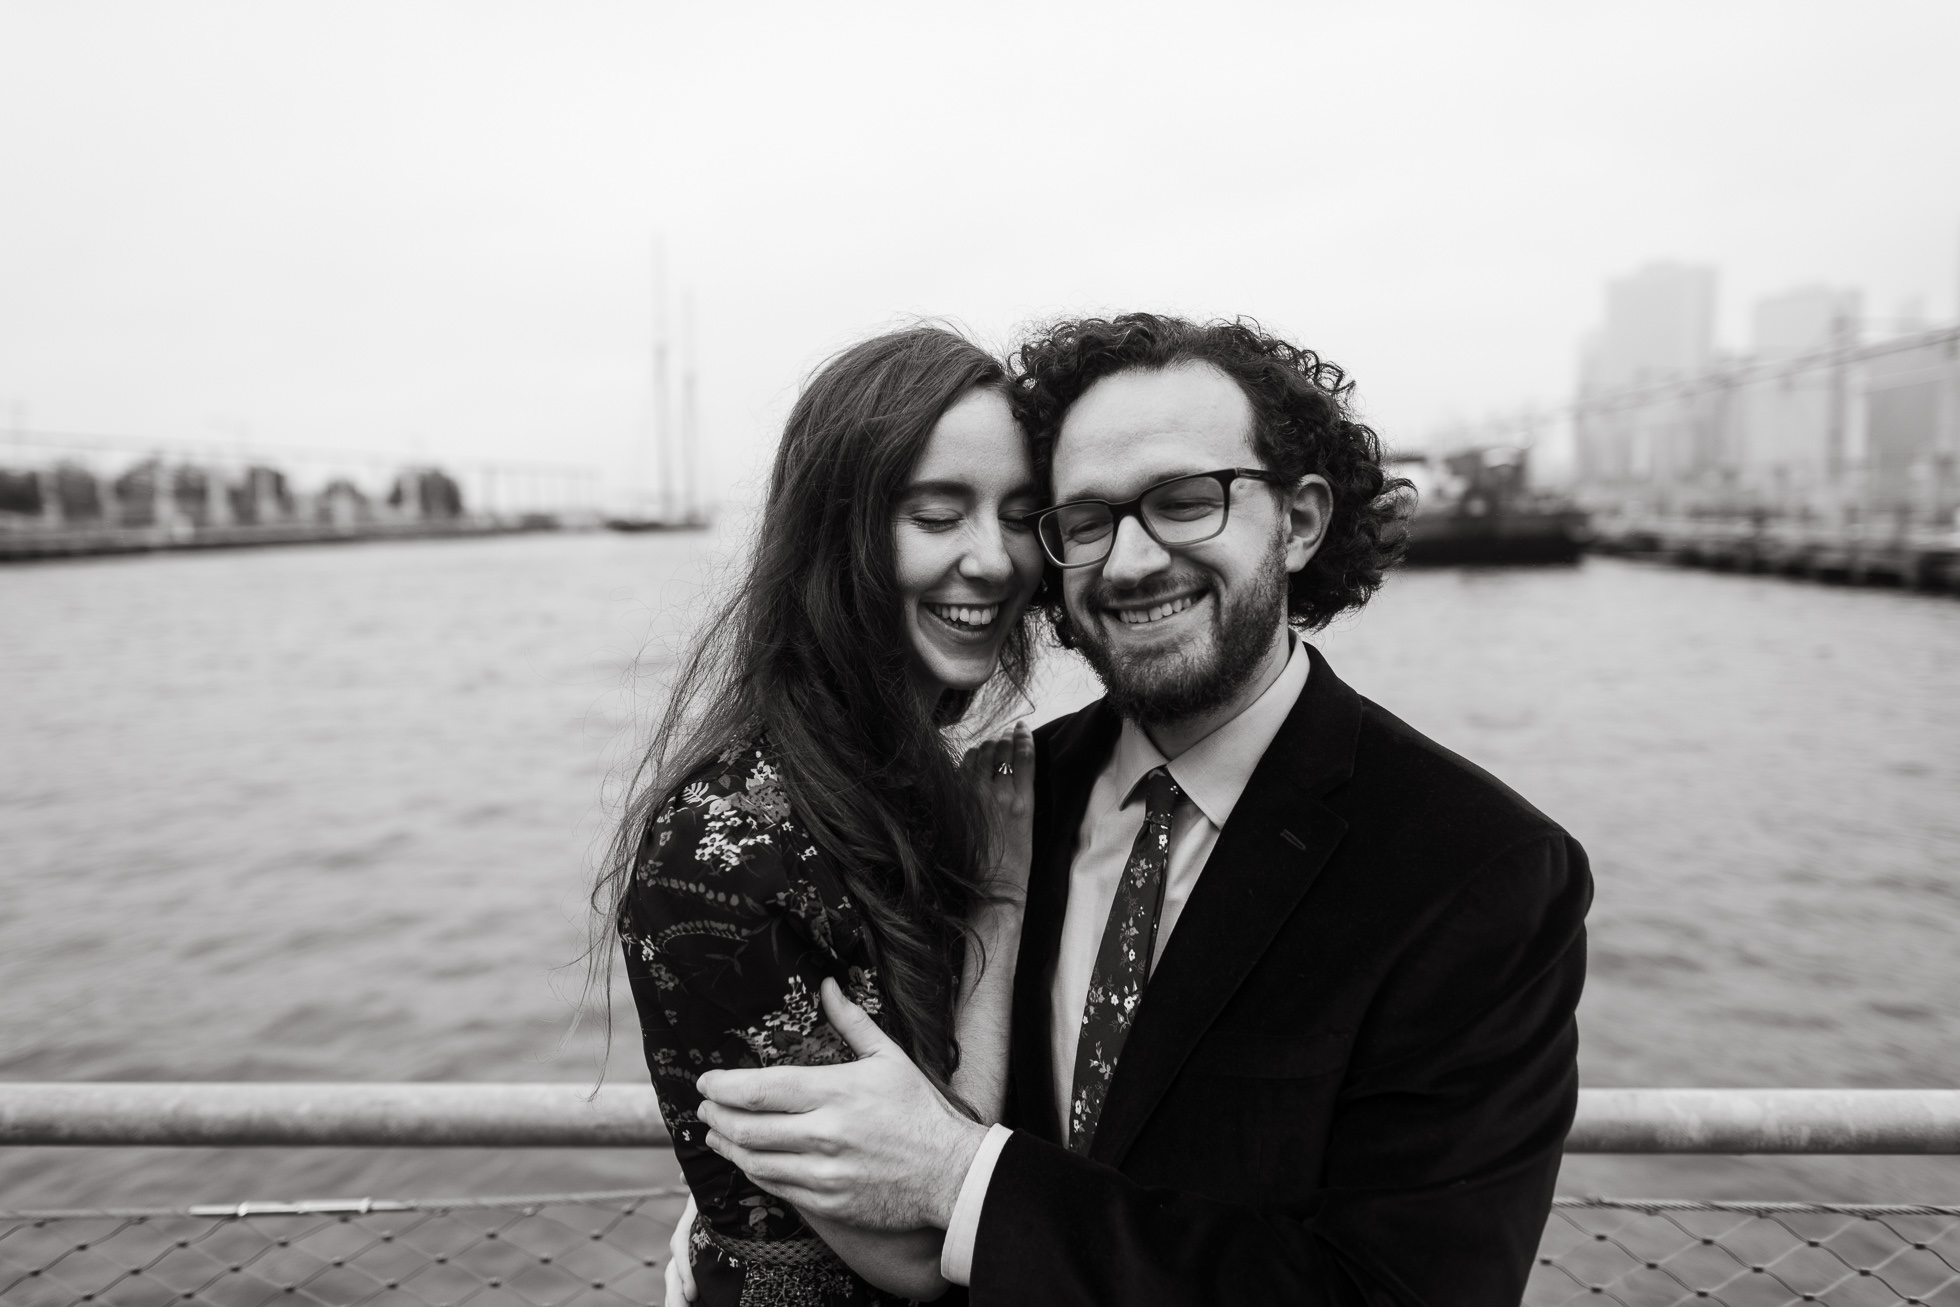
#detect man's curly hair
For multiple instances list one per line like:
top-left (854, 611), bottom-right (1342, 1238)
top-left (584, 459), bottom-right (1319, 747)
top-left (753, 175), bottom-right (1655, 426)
top-left (1013, 313), bottom-right (1413, 633)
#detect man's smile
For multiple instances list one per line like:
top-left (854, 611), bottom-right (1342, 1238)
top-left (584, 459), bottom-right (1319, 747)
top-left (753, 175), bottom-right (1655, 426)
top-left (1102, 587), bottom-right (1209, 631)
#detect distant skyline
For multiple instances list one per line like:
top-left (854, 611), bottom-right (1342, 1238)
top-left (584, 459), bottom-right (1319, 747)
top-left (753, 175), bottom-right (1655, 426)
top-left (4, 1), bottom-right (1958, 507)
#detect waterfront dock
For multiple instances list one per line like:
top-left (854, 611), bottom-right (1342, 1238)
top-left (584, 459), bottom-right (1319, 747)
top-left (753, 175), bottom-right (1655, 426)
top-left (0, 438), bottom-right (616, 564)
top-left (0, 514), bottom-right (592, 563)
top-left (1589, 515), bottom-right (1960, 593)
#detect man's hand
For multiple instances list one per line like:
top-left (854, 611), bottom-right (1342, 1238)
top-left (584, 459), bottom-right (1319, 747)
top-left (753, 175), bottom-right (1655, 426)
top-left (695, 977), bottom-right (989, 1232)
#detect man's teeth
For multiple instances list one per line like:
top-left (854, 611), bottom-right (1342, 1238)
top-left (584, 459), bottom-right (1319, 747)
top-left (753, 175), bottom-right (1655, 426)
top-left (926, 603), bottom-right (999, 629)
top-left (1116, 595), bottom-right (1198, 625)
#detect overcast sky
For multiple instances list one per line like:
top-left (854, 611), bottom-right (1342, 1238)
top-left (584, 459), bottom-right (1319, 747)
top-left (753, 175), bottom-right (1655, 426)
top-left (3, 0), bottom-right (1957, 505)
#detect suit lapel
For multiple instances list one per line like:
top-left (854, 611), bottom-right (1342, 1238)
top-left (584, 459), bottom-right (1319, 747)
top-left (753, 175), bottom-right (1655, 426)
top-left (1008, 700), bottom-right (1120, 1144)
top-left (1087, 643), bottom-right (1364, 1168)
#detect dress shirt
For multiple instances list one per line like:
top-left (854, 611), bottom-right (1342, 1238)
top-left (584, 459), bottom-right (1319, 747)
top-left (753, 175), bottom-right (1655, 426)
top-left (940, 636), bottom-right (1311, 1285)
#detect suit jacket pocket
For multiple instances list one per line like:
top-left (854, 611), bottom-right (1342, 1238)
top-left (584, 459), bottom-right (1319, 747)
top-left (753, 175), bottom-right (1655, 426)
top-left (1191, 1026), bottom-right (1353, 1080)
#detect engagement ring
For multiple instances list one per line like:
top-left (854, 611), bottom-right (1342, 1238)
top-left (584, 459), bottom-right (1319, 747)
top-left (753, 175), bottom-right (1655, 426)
top-left (995, 761), bottom-right (1014, 777)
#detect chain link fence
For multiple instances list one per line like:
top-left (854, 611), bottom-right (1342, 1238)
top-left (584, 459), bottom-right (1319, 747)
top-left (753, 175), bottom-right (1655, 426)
top-left (0, 1188), bottom-right (688, 1307)
top-left (1529, 1198), bottom-right (1960, 1306)
top-left (5, 1189), bottom-right (1958, 1306)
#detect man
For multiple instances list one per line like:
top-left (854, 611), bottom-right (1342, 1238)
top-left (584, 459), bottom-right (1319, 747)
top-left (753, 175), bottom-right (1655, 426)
top-left (695, 313), bottom-right (1591, 1305)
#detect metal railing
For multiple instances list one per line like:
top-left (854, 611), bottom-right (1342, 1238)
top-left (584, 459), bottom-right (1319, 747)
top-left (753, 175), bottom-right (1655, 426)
top-left (8, 1083), bottom-right (1960, 1153)
top-left (5, 1085), bottom-right (1959, 1305)
top-left (0, 1083), bottom-right (668, 1149)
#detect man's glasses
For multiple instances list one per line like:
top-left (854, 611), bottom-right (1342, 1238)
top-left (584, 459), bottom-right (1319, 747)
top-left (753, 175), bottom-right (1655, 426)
top-left (1030, 467), bottom-right (1290, 569)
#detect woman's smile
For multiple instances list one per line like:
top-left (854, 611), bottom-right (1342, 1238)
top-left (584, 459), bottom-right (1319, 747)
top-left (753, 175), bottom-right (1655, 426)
top-left (923, 600), bottom-right (1004, 633)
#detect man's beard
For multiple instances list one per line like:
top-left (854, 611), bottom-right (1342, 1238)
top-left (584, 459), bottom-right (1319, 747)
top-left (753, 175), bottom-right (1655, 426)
top-left (1069, 531), bottom-right (1290, 728)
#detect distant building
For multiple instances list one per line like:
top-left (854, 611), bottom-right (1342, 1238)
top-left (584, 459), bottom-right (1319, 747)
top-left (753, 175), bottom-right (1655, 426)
top-left (1576, 263), bottom-right (1718, 489)
top-left (0, 468), bottom-right (43, 519)
top-left (1728, 286), bottom-right (1862, 512)
top-left (229, 465), bottom-right (293, 526)
top-left (1862, 337), bottom-right (1958, 522)
top-left (51, 462), bottom-right (106, 524)
top-left (1571, 264), bottom-right (1958, 527)
top-left (1753, 285), bottom-right (1861, 358)
top-left (1581, 262), bottom-right (1718, 392)
top-left (170, 465), bottom-right (216, 527)
top-left (318, 478), bottom-right (372, 527)
top-left (388, 467), bottom-right (465, 521)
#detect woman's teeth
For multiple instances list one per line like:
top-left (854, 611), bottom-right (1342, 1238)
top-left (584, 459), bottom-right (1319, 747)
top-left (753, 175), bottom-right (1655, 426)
top-left (926, 602), bottom-right (999, 629)
top-left (1117, 594), bottom-right (1198, 625)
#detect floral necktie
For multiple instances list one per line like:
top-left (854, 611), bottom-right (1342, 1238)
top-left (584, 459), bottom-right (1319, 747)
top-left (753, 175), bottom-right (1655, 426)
top-left (1068, 765), bottom-right (1182, 1154)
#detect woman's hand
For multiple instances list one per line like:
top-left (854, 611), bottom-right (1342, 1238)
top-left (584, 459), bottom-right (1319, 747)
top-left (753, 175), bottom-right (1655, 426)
top-left (663, 1193), bottom-right (698, 1305)
top-left (963, 720), bottom-right (1034, 905)
top-left (955, 720), bottom-right (1032, 1123)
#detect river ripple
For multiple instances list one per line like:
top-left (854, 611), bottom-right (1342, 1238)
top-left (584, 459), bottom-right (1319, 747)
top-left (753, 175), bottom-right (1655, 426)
top-left (3, 533), bottom-right (1956, 1206)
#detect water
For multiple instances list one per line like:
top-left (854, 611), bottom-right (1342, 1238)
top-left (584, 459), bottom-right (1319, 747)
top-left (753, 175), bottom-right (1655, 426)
top-left (3, 534), bottom-right (1957, 1208)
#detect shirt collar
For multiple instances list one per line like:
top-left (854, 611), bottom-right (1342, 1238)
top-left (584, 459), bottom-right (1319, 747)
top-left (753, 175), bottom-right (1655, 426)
top-left (1107, 635), bottom-right (1312, 828)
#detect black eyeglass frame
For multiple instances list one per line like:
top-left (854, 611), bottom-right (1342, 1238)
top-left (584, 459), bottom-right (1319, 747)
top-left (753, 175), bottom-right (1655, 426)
top-left (1029, 466), bottom-right (1292, 569)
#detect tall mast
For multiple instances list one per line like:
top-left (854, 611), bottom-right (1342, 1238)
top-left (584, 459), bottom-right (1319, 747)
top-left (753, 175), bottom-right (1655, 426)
top-left (680, 287), bottom-right (698, 524)
top-left (652, 235), bottom-right (674, 521)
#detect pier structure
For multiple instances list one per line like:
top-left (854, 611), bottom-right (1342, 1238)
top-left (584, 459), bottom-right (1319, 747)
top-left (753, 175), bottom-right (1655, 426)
top-left (1589, 514), bottom-right (1960, 593)
top-left (0, 431), bottom-right (607, 562)
top-left (3, 1084), bottom-right (1959, 1304)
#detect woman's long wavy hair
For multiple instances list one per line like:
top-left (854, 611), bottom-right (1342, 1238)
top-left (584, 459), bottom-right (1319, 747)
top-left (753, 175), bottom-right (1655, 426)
top-left (591, 325), bottom-right (1035, 1100)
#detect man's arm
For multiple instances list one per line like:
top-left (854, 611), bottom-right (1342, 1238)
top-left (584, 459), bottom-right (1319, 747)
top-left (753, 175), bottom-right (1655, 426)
top-left (968, 831), bottom-right (1590, 1306)
top-left (700, 833), bottom-right (1588, 1307)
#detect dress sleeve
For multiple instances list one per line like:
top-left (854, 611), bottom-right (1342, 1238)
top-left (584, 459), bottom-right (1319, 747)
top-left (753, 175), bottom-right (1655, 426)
top-left (618, 766), bottom-right (876, 1303)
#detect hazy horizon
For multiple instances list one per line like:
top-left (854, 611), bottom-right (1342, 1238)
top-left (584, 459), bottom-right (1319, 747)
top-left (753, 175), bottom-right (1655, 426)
top-left (4, 0), bottom-right (1958, 506)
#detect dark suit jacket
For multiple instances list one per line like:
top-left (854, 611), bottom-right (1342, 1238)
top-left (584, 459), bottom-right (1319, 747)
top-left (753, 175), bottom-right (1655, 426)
top-left (969, 644), bottom-right (1590, 1306)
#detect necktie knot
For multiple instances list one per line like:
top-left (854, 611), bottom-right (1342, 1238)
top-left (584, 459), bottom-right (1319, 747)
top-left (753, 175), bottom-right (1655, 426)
top-left (1135, 766), bottom-right (1181, 826)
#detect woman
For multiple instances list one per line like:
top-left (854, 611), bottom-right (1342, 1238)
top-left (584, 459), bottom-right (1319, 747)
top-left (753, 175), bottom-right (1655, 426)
top-left (597, 325), bottom-right (1045, 1305)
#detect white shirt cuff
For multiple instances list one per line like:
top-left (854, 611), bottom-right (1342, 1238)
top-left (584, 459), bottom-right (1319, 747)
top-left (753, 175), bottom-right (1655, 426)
top-left (938, 1122), bottom-right (1013, 1286)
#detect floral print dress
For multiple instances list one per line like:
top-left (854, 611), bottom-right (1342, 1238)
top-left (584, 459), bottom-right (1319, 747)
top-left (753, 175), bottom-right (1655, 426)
top-left (619, 740), bottom-right (911, 1307)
